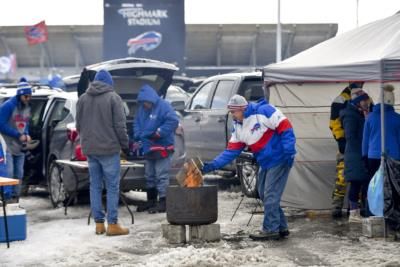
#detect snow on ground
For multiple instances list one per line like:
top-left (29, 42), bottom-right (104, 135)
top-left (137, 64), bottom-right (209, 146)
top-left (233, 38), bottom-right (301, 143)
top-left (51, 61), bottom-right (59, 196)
top-left (1, 186), bottom-right (400, 267)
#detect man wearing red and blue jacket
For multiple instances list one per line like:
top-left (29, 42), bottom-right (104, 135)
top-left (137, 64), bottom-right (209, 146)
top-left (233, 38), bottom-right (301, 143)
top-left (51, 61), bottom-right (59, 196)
top-left (0, 79), bottom-right (32, 202)
top-left (134, 84), bottom-right (179, 213)
top-left (202, 94), bottom-right (296, 241)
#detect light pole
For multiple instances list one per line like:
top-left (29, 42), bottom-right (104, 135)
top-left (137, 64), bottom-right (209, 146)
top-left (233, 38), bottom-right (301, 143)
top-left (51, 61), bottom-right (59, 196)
top-left (356, 0), bottom-right (359, 27)
top-left (276, 0), bottom-right (282, 62)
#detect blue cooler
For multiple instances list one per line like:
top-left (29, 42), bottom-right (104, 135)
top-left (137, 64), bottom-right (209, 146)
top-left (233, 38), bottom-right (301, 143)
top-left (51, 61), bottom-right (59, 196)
top-left (0, 204), bottom-right (27, 242)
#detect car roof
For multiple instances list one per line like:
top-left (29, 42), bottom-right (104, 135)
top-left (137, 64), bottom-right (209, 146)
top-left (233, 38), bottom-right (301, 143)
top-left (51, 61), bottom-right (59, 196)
top-left (85, 57), bottom-right (178, 72)
top-left (48, 91), bottom-right (77, 101)
top-left (202, 71), bottom-right (262, 83)
top-left (0, 85), bottom-right (64, 98)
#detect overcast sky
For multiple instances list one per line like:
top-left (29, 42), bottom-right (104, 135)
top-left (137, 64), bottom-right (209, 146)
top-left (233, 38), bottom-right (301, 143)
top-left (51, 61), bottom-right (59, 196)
top-left (0, 0), bottom-right (399, 34)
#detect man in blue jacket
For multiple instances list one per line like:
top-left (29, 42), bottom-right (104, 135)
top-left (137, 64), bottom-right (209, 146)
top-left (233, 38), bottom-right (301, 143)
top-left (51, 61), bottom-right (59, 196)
top-left (134, 84), bottom-right (179, 213)
top-left (0, 79), bottom-right (32, 202)
top-left (202, 95), bottom-right (296, 241)
top-left (363, 84), bottom-right (400, 183)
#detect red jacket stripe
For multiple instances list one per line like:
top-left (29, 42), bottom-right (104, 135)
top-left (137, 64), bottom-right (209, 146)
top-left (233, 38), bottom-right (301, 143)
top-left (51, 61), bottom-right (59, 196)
top-left (249, 130), bottom-right (274, 153)
top-left (227, 141), bottom-right (246, 150)
top-left (276, 119), bottom-right (292, 134)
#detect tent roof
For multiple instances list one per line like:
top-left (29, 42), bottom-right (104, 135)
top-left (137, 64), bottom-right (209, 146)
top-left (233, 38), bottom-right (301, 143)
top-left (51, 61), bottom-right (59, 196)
top-left (264, 12), bottom-right (400, 83)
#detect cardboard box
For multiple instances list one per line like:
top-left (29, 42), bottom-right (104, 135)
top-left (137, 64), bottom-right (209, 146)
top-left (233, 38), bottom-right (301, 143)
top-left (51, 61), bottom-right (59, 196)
top-left (0, 204), bottom-right (27, 242)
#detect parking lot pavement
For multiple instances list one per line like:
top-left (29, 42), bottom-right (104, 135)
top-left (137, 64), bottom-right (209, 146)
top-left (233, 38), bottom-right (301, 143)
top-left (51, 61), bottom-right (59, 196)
top-left (2, 185), bottom-right (400, 266)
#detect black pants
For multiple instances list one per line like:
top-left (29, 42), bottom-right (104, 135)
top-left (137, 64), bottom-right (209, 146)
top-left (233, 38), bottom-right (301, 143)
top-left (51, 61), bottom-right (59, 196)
top-left (348, 159), bottom-right (380, 211)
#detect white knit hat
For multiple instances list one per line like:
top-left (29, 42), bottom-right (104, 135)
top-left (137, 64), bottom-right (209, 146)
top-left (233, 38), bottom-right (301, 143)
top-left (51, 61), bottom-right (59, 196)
top-left (227, 95), bottom-right (248, 111)
top-left (383, 84), bottom-right (395, 106)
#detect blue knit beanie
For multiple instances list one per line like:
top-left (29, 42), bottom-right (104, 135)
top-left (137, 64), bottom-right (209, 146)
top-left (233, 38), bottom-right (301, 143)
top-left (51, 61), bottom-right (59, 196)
top-left (94, 69), bottom-right (113, 86)
top-left (16, 81), bottom-right (32, 96)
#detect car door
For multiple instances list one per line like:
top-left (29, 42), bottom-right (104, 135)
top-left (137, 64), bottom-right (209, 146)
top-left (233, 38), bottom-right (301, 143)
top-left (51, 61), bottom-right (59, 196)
top-left (24, 96), bottom-right (50, 183)
top-left (181, 81), bottom-right (215, 159)
top-left (201, 79), bottom-right (236, 160)
top-left (41, 98), bottom-right (69, 171)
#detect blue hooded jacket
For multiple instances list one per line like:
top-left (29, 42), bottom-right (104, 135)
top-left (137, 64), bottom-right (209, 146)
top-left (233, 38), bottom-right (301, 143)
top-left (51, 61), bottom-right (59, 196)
top-left (363, 104), bottom-right (400, 160)
top-left (0, 95), bottom-right (30, 155)
top-left (134, 84), bottom-right (179, 154)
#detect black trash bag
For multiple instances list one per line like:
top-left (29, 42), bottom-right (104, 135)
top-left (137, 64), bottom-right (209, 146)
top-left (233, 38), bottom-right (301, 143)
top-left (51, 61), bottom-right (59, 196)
top-left (384, 156), bottom-right (400, 231)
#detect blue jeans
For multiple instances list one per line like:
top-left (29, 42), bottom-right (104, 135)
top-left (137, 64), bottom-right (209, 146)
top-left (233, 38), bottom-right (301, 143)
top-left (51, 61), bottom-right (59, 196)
top-left (6, 153), bottom-right (25, 198)
top-left (145, 156), bottom-right (172, 198)
top-left (258, 162), bottom-right (291, 233)
top-left (87, 153), bottom-right (121, 224)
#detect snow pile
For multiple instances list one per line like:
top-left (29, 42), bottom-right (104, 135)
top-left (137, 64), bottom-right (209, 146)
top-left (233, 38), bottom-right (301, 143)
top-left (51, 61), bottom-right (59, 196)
top-left (140, 245), bottom-right (295, 267)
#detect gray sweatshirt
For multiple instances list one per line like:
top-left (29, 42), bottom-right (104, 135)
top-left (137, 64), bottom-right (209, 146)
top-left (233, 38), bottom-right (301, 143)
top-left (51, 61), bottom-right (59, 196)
top-left (76, 81), bottom-right (129, 156)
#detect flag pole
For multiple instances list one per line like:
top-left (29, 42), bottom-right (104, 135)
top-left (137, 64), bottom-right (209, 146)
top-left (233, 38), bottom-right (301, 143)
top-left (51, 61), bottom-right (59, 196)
top-left (276, 0), bottom-right (282, 62)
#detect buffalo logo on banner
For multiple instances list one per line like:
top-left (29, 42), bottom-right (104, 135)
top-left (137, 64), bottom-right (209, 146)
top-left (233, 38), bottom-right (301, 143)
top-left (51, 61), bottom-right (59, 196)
top-left (24, 20), bottom-right (48, 46)
top-left (127, 31), bottom-right (162, 55)
top-left (103, 1), bottom-right (185, 69)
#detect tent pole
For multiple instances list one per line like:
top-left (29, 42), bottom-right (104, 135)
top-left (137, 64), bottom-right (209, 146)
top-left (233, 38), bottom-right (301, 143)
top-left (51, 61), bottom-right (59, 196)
top-left (380, 61), bottom-right (387, 240)
top-left (380, 62), bottom-right (385, 165)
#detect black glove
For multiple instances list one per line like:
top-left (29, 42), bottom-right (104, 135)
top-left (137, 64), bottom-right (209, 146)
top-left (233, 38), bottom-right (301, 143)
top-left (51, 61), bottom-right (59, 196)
top-left (122, 148), bottom-right (134, 160)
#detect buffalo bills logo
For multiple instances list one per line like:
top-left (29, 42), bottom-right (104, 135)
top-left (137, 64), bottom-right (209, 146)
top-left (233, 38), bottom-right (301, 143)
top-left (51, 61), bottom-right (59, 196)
top-left (251, 123), bottom-right (261, 134)
top-left (127, 31), bottom-right (162, 55)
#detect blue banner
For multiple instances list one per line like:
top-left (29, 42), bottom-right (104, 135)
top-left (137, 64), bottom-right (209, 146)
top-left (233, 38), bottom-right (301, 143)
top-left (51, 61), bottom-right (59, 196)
top-left (103, 0), bottom-right (185, 71)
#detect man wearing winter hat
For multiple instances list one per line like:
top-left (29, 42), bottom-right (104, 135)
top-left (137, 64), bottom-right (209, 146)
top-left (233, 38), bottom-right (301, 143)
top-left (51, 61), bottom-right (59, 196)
top-left (340, 87), bottom-right (371, 223)
top-left (202, 95), bottom-right (296, 241)
top-left (0, 78), bottom-right (32, 202)
top-left (363, 84), bottom-right (400, 197)
top-left (76, 69), bottom-right (130, 236)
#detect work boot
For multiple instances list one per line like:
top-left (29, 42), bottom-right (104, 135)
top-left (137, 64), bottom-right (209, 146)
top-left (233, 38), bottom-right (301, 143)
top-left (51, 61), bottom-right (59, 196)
top-left (249, 230), bottom-right (280, 241)
top-left (136, 188), bottom-right (157, 212)
top-left (95, 222), bottom-right (106, 235)
top-left (331, 207), bottom-right (343, 219)
top-left (348, 209), bottom-right (362, 223)
top-left (279, 228), bottom-right (290, 238)
top-left (106, 223), bottom-right (129, 236)
top-left (148, 197), bottom-right (166, 214)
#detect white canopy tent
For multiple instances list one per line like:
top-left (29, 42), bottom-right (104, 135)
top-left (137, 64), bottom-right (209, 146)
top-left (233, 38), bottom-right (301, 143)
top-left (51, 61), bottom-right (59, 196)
top-left (263, 12), bottom-right (400, 209)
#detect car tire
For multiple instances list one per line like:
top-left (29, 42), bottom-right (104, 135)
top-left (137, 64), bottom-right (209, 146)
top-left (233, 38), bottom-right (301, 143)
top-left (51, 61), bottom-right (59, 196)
top-left (237, 159), bottom-right (259, 199)
top-left (48, 161), bottom-right (68, 208)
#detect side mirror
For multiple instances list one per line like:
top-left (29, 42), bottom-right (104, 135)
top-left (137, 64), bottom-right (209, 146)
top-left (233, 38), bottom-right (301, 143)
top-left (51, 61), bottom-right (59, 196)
top-left (171, 100), bottom-right (186, 111)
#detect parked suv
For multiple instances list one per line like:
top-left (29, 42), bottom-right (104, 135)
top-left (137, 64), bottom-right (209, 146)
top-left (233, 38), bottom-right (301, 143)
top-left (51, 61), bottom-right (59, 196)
top-left (46, 58), bottom-right (186, 207)
top-left (180, 72), bottom-right (264, 197)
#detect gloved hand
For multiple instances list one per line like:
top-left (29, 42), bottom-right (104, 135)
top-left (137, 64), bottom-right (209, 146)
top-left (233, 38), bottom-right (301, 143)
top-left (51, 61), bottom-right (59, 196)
top-left (151, 131), bottom-right (161, 140)
top-left (122, 148), bottom-right (134, 160)
top-left (130, 142), bottom-right (141, 152)
top-left (201, 162), bottom-right (215, 174)
top-left (286, 155), bottom-right (295, 168)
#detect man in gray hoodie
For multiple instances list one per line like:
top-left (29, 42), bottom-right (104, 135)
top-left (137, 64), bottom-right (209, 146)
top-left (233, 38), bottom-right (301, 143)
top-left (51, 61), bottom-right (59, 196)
top-left (76, 69), bottom-right (129, 236)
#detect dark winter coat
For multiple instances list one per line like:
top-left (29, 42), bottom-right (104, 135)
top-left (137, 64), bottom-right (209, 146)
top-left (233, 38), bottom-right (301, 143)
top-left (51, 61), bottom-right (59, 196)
top-left (340, 103), bottom-right (368, 182)
top-left (76, 81), bottom-right (129, 155)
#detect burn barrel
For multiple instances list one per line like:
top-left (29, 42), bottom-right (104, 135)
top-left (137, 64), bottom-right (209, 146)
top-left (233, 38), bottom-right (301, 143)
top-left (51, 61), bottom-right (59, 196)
top-left (166, 185), bottom-right (218, 225)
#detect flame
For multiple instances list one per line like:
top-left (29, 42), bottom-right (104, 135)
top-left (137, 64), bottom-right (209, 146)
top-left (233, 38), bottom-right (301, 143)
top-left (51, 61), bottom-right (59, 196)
top-left (183, 162), bottom-right (203, 188)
